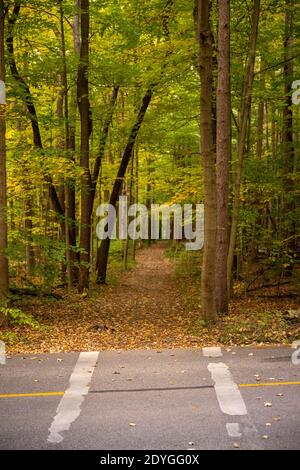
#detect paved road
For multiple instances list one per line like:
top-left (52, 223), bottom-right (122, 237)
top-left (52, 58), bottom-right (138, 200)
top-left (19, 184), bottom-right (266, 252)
top-left (0, 346), bottom-right (299, 450)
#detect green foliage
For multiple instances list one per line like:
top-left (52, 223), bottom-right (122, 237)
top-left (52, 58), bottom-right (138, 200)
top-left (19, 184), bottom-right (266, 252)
top-left (3, 0), bottom-right (300, 310)
top-left (218, 310), bottom-right (288, 345)
top-left (0, 307), bottom-right (39, 328)
top-left (0, 331), bottom-right (17, 345)
top-left (166, 243), bottom-right (202, 279)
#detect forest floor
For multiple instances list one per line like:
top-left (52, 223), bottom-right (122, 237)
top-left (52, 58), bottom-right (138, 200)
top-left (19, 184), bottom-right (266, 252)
top-left (3, 243), bottom-right (300, 354)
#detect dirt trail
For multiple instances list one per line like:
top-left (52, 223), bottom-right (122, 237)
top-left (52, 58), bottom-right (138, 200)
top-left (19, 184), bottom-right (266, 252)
top-left (11, 244), bottom-right (197, 353)
top-left (8, 243), bottom-right (300, 354)
top-left (117, 243), bottom-right (178, 298)
top-left (90, 243), bottom-right (190, 348)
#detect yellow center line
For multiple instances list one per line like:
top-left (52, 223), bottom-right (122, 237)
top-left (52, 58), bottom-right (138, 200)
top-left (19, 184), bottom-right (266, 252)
top-left (0, 381), bottom-right (300, 398)
top-left (239, 381), bottom-right (300, 387)
top-left (0, 392), bottom-right (64, 398)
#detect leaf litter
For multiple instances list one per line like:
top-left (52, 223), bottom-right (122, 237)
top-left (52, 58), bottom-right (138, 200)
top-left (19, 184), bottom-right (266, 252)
top-left (4, 244), bottom-right (300, 354)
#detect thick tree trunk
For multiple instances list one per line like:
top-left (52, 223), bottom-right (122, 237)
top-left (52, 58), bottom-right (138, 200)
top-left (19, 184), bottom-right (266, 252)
top-left (0, 0), bottom-right (9, 321)
top-left (227, 0), bottom-right (260, 294)
top-left (194, 0), bottom-right (217, 323)
top-left (215, 0), bottom-right (231, 316)
top-left (282, 0), bottom-right (296, 253)
top-left (76, 2), bottom-right (118, 292)
top-left (77, 0), bottom-right (92, 292)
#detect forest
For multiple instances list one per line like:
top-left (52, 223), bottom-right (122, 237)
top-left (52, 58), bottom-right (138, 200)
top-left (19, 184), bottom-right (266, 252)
top-left (0, 0), bottom-right (299, 353)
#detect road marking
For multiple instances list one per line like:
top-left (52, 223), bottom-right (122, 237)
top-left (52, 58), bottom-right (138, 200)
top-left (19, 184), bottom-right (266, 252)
top-left (202, 346), bottom-right (222, 357)
top-left (0, 340), bottom-right (5, 365)
top-left (0, 392), bottom-right (64, 398)
top-left (48, 351), bottom-right (99, 444)
top-left (0, 80), bottom-right (6, 105)
top-left (208, 362), bottom-right (247, 416)
top-left (226, 422), bottom-right (242, 438)
top-left (239, 381), bottom-right (300, 387)
top-left (1, 380), bottom-right (300, 399)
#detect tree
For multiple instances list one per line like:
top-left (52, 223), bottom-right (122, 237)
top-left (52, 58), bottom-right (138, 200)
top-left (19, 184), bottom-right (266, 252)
top-left (77, 0), bottom-right (92, 292)
top-left (58, 0), bottom-right (79, 286)
top-left (282, 0), bottom-right (296, 256)
top-left (0, 0), bottom-right (298, 325)
top-left (194, 0), bottom-right (217, 323)
top-left (96, 87), bottom-right (153, 283)
top-left (0, 0), bottom-right (9, 322)
top-left (7, 1), bottom-right (64, 217)
top-left (227, 0), bottom-right (261, 293)
top-left (215, 0), bottom-right (231, 315)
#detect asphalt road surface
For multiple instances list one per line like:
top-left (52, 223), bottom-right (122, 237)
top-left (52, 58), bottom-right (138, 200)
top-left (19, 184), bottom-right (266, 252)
top-left (0, 345), bottom-right (300, 450)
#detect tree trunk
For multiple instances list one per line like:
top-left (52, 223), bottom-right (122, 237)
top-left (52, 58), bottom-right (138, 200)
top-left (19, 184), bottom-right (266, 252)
top-left (256, 64), bottom-right (265, 160)
top-left (194, 0), bottom-right (217, 323)
top-left (282, 0), bottom-right (296, 253)
top-left (227, 0), bottom-right (260, 294)
top-left (24, 193), bottom-right (35, 273)
top-left (96, 87), bottom-right (153, 284)
top-left (215, 0), bottom-right (231, 316)
top-left (132, 145), bottom-right (139, 260)
top-left (7, 1), bottom-right (64, 218)
top-left (59, 0), bottom-right (79, 285)
top-left (123, 154), bottom-right (134, 270)
top-left (77, 0), bottom-right (92, 292)
top-left (146, 156), bottom-right (152, 246)
top-left (0, 0), bottom-right (9, 322)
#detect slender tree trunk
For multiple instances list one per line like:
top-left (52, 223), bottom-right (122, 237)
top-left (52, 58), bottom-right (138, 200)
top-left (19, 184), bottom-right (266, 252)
top-left (91, 87), bottom-right (119, 193)
top-left (146, 156), bottom-right (152, 246)
top-left (123, 154), bottom-right (134, 270)
top-left (194, 0), bottom-right (217, 323)
top-left (24, 188), bottom-right (35, 274)
top-left (59, 1), bottom-right (79, 285)
top-left (132, 145), bottom-right (139, 260)
top-left (215, 0), bottom-right (231, 315)
top-left (227, 0), bottom-right (260, 294)
top-left (256, 64), bottom-right (265, 160)
top-left (96, 87), bottom-right (153, 284)
top-left (73, 0), bottom-right (81, 54)
top-left (0, 0), bottom-right (9, 320)
top-left (7, 1), bottom-right (64, 218)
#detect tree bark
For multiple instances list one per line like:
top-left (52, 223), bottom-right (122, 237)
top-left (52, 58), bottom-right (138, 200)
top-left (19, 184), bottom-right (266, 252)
top-left (6, 1), bottom-right (64, 218)
top-left (59, 0), bottom-right (79, 284)
top-left (256, 64), bottom-right (265, 160)
top-left (227, 0), bottom-right (260, 294)
top-left (282, 0), bottom-right (296, 253)
top-left (194, 0), bottom-right (217, 323)
top-left (0, 0), bottom-right (9, 321)
top-left (215, 0), bottom-right (231, 315)
top-left (77, 0), bottom-right (92, 292)
top-left (132, 145), bottom-right (139, 260)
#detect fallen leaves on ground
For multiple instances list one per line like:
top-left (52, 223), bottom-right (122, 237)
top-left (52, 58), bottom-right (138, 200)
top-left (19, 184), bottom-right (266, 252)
top-left (3, 244), bottom-right (300, 354)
